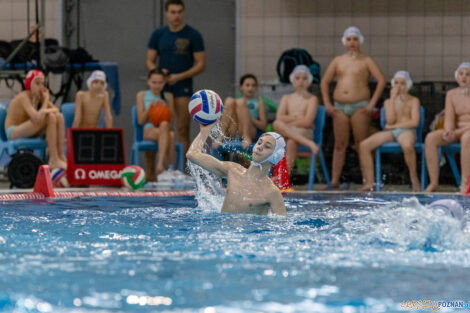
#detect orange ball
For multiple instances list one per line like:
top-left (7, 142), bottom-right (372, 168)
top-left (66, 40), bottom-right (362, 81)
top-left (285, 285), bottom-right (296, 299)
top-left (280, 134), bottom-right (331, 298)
top-left (148, 104), bottom-right (172, 127)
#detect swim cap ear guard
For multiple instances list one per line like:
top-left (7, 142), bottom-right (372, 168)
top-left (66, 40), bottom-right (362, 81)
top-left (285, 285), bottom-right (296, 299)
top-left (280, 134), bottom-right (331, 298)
top-left (24, 70), bottom-right (45, 90)
top-left (391, 70), bottom-right (413, 91)
top-left (250, 132), bottom-right (286, 169)
top-left (342, 26), bottom-right (364, 46)
top-left (454, 62), bottom-right (470, 81)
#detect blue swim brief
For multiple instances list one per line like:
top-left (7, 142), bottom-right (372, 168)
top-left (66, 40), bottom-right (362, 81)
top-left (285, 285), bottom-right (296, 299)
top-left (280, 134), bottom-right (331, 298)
top-left (164, 78), bottom-right (193, 98)
top-left (334, 100), bottom-right (369, 116)
top-left (144, 123), bottom-right (154, 129)
top-left (390, 128), bottom-right (416, 140)
top-left (5, 126), bottom-right (15, 140)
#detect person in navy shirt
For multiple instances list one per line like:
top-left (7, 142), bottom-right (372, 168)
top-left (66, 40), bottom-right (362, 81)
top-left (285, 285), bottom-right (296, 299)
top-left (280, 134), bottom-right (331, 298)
top-left (146, 0), bottom-right (206, 155)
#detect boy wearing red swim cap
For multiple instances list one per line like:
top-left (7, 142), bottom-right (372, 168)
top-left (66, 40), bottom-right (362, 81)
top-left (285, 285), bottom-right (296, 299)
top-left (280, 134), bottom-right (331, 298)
top-left (5, 70), bottom-right (67, 169)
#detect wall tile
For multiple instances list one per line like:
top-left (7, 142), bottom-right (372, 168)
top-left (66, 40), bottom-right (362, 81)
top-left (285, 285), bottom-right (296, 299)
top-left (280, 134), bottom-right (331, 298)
top-left (407, 0), bottom-right (425, 14)
top-left (424, 56), bottom-right (442, 78)
top-left (388, 36), bottom-right (406, 56)
top-left (12, 20), bottom-right (27, 39)
top-left (370, 36), bottom-right (388, 56)
top-left (316, 0), bottom-right (334, 15)
top-left (351, 17), bottom-right (370, 36)
top-left (245, 18), bottom-right (264, 36)
top-left (425, 0), bottom-right (443, 14)
top-left (263, 36), bottom-right (282, 57)
top-left (299, 17), bottom-right (316, 36)
top-left (315, 36), bottom-right (334, 56)
top-left (334, 0), bottom-right (352, 15)
top-left (388, 56), bottom-right (406, 74)
top-left (443, 36), bottom-right (461, 57)
top-left (462, 36), bottom-right (470, 57)
top-left (0, 1), bottom-right (12, 20)
top-left (281, 36), bottom-right (299, 49)
top-left (406, 56), bottom-right (425, 81)
top-left (463, 17), bottom-right (470, 35)
top-left (263, 56), bottom-right (279, 79)
top-left (424, 36), bottom-right (442, 56)
top-left (12, 1), bottom-right (27, 20)
top-left (424, 16), bottom-right (442, 35)
top-left (443, 57), bottom-right (461, 80)
top-left (370, 0), bottom-right (388, 14)
top-left (351, 0), bottom-right (370, 15)
top-left (443, 0), bottom-right (461, 15)
top-left (443, 16), bottom-right (461, 36)
top-left (407, 17), bottom-right (425, 36)
top-left (388, 17), bottom-right (407, 36)
top-left (299, 36), bottom-right (316, 56)
top-left (298, 0), bottom-right (316, 16)
top-left (370, 17), bottom-right (388, 36)
top-left (388, 0), bottom-right (407, 15)
top-left (244, 0), bottom-right (264, 17)
top-left (334, 17), bottom-right (352, 36)
top-left (0, 21), bottom-right (12, 39)
top-left (245, 56), bottom-right (264, 77)
top-left (282, 17), bottom-right (299, 36)
top-left (264, 0), bottom-right (282, 17)
top-left (281, 0), bottom-right (299, 16)
top-left (374, 57), bottom-right (388, 76)
top-left (316, 17), bottom-right (335, 36)
top-left (406, 36), bottom-right (424, 56)
top-left (244, 36), bottom-right (264, 57)
top-left (264, 17), bottom-right (282, 36)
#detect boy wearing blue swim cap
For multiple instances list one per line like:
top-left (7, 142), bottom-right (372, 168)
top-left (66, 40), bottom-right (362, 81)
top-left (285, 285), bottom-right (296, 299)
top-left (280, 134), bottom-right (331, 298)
top-left (187, 124), bottom-right (287, 216)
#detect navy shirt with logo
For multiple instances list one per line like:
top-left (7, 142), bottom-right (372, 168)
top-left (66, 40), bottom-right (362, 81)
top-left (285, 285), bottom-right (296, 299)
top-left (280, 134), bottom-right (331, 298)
top-left (147, 25), bottom-right (204, 76)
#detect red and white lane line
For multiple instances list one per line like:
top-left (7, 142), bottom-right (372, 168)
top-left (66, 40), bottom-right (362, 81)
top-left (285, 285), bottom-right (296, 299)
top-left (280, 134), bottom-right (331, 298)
top-left (0, 190), bottom-right (195, 201)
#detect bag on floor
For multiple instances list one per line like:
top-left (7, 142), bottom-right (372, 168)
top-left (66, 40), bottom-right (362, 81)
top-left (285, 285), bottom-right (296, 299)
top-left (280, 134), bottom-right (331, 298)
top-left (276, 48), bottom-right (320, 84)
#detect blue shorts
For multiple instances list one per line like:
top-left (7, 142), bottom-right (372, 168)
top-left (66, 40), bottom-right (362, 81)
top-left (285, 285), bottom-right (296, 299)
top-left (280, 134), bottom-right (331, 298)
top-left (334, 100), bottom-right (369, 116)
top-left (390, 128), bottom-right (416, 140)
top-left (164, 78), bottom-right (193, 98)
top-left (5, 126), bottom-right (15, 140)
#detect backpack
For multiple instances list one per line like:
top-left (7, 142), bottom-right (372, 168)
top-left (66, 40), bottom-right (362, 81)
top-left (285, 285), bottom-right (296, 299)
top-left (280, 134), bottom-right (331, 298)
top-left (44, 46), bottom-right (70, 73)
top-left (68, 47), bottom-right (98, 64)
top-left (276, 48), bottom-right (321, 84)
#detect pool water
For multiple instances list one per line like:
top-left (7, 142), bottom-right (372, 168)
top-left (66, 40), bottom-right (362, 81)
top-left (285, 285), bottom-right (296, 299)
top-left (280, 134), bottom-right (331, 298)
top-left (0, 193), bottom-right (469, 313)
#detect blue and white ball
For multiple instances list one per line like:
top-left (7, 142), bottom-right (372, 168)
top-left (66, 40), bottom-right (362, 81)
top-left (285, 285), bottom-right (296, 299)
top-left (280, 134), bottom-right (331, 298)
top-left (51, 168), bottom-right (69, 188)
top-left (121, 165), bottom-right (146, 190)
top-left (188, 89), bottom-right (223, 125)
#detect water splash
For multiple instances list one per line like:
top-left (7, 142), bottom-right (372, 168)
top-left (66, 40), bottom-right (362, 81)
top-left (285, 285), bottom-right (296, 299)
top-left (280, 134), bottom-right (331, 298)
top-left (186, 122), bottom-right (227, 212)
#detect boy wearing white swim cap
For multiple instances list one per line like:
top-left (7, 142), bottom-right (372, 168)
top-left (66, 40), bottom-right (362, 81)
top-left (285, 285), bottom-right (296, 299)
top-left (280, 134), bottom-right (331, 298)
top-left (425, 62), bottom-right (470, 194)
top-left (273, 65), bottom-right (319, 174)
top-left (187, 124), bottom-right (287, 216)
top-left (359, 71), bottom-right (421, 191)
top-left (321, 26), bottom-right (386, 189)
top-left (73, 70), bottom-right (113, 128)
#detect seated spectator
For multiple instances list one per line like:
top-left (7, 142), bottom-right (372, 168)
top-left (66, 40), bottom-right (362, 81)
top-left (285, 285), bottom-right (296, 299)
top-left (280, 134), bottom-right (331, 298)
top-left (273, 65), bottom-right (319, 174)
top-left (425, 62), bottom-right (470, 193)
top-left (136, 68), bottom-right (176, 182)
top-left (5, 70), bottom-right (67, 169)
top-left (359, 71), bottom-right (421, 191)
top-left (73, 70), bottom-right (113, 128)
top-left (214, 74), bottom-right (267, 149)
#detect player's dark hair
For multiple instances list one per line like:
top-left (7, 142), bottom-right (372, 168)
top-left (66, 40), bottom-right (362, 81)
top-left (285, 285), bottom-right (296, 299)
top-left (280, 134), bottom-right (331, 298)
top-left (239, 73), bottom-right (258, 86)
top-left (165, 0), bottom-right (184, 11)
top-left (148, 68), bottom-right (166, 79)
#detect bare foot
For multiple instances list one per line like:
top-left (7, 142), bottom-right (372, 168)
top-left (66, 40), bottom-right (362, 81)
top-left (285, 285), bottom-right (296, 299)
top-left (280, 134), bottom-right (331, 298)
top-left (411, 179), bottom-right (421, 192)
top-left (358, 184), bottom-right (374, 192)
top-left (49, 159), bottom-right (67, 169)
top-left (424, 184), bottom-right (438, 192)
top-left (460, 184), bottom-right (468, 194)
top-left (309, 142), bottom-right (319, 155)
top-left (156, 165), bottom-right (165, 176)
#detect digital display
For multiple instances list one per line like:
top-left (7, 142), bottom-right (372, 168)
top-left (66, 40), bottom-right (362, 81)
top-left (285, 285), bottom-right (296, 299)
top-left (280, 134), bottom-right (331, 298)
top-left (72, 130), bottom-right (124, 164)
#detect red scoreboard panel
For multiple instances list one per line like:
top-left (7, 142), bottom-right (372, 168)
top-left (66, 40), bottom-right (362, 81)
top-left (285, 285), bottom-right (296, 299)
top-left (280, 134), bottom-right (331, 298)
top-left (66, 128), bottom-right (126, 186)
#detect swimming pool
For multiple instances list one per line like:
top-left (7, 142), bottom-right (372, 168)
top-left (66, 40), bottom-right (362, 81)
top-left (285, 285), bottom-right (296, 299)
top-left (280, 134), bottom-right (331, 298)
top-left (0, 192), bottom-right (469, 313)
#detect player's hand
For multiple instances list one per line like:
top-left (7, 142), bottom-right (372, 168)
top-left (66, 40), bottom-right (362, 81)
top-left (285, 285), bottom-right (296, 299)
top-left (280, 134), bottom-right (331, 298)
top-left (442, 129), bottom-right (455, 142)
top-left (32, 110), bottom-right (46, 125)
top-left (41, 87), bottom-right (50, 103)
top-left (150, 99), bottom-right (164, 106)
top-left (199, 122), bottom-right (217, 135)
top-left (384, 123), bottom-right (394, 130)
top-left (390, 85), bottom-right (399, 99)
top-left (325, 105), bottom-right (340, 117)
top-left (167, 74), bottom-right (181, 85)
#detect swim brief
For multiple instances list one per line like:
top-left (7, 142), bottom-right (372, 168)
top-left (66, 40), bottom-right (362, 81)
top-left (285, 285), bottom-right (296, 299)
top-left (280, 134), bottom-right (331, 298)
top-left (334, 100), bottom-right (369, 116)
top-left (5, 125), bottom-right (15, 140)
top-left (290, 126), bottom-right (314, 140)
top-left (390, 128), bottom-right (416, 140)
top-left (164, 78), bottom-right (193, 98)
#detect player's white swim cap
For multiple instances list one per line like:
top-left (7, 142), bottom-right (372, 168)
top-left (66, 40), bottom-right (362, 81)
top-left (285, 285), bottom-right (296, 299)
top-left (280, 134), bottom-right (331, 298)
top-left (342, 26), bottom-right (364, 46)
